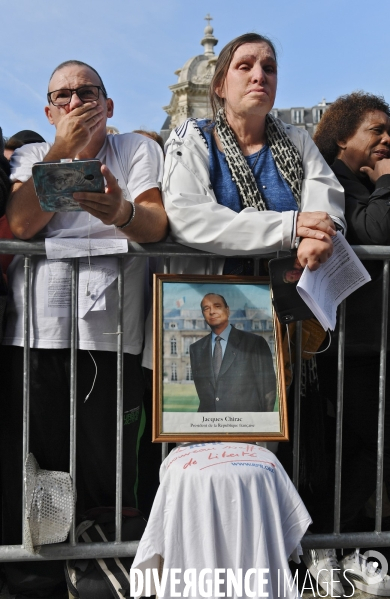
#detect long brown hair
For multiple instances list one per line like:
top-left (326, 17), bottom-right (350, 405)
top-left (209, 33), bottom-right (277, 120)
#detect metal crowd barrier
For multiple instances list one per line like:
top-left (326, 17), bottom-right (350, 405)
top-left (0, 239), bottom-right (389, 561)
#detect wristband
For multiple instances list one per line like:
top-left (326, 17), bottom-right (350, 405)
top-left (115, 200), bottom-right (135, 229)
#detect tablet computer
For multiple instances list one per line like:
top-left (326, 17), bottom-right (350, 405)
top-left (32, 159), bottom-right (104, 212)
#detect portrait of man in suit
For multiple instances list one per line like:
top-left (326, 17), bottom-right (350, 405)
top-left (189, 293), bottom-right (276, 413)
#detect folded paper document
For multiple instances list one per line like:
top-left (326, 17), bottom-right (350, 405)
top-left (296, 232), bottom-right (371, 331)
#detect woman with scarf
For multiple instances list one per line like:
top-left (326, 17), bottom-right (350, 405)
top-left (162, 32), bottom-right (347, 596)
top-left (163, 33), bottom-right (345, 275)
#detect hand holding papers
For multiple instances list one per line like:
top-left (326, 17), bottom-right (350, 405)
top-left (296, 232), bottom-right (371, 331)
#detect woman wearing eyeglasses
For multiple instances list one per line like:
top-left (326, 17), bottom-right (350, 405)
top-left (163, 33), bottom-right (345, 276)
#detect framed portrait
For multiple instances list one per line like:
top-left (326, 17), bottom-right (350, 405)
top-left (153, 275), bottom-right (288, 442)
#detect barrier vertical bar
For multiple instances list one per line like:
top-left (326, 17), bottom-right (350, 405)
top-left (162, 257), bottom-right (171, 462)
top-left (376, 260), bottom-right (389, 532)
top-left (22, 255), bottom-right (31, 547)
top-left (69, 258), bottom-right (79, 545)
top-left (334, 300), bottom-right (346, 533)
top-left (115, 256), bottom-right (124, 543)
top-left (206, 257), bottom-right (219, 276)
top-left (254, 258), bottom-right (260, 276)
top-left (293, 321), bottom-right (302, 489)
top-left (161, 443), bottom-right (169, 461)
top-left (163, 257), bottom-right (170, 275)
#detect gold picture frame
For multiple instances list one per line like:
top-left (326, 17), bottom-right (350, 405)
top-left (153, 274), bottom-right (288, 442)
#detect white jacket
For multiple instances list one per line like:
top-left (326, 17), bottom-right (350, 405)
top-left (162, 118), bottom-right (346, 274)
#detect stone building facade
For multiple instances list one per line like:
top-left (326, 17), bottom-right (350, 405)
top-left (160, 15), bottom-right (218, 142)
top-left (270, 100), bottom-right (331, 137)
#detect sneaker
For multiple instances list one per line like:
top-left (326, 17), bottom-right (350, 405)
top-left (340, 549), bottom-right (390, 596)
top-left (302, 547), bottom-right (345, 596)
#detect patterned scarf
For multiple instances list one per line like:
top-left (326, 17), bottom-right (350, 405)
top-left (214, 108), bottom-right (303, 209)
top-left (215, 111), bottom-right (325, 488)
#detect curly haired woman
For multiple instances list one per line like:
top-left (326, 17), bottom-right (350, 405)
top-left (306, 92), bottom-right (390, 596)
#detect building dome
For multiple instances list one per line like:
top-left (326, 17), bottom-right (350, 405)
top-left (161, 16), bottom-right (218, 140)
top-left (176, 53), bottom-right (215, 86)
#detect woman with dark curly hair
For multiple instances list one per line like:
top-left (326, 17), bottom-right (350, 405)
top-left (307, 93), bottom-right (390, 595)
top-left (314, 91), bottom-right (390, 244)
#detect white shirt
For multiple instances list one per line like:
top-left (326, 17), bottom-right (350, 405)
top-left (4, 133), bottom-right (163, 353)
top-left (131, 442), bottom-right (312, 599)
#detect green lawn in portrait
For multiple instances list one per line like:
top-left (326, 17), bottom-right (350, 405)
top-left (163, 383), bottom-right (199, 412)
top-left (162, 383), bottom-right (279, 413)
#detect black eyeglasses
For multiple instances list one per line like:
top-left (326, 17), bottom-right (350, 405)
top-left (47, 85), bottom-right (106, 106)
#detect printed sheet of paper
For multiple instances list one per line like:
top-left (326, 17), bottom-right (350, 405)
top-left (297, 232), bottom-right (371, 331)
top-left (78, 258), bottom-right (118, 318)
top-left (45, 237), bottom-right (128, 259)
top-left (44, 257), bottom-right (118, 318)
top-left (43, 259), bottom-right (72, 318)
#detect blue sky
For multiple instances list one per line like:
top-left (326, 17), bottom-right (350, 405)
top-left (163, 282), bottom-right (271, 311)
top-left (1, 0), bottom-right (388, 142)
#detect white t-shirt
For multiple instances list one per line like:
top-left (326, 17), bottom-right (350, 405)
top-left (4, 133), bottom-right (163, 353)
top-left (131, 442), bottom-right (311, 599)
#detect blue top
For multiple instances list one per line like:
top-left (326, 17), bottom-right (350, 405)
top-left (211, 324), bottom-right (232, 359)
top-left (198, 120), bottom-right (298, 213)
